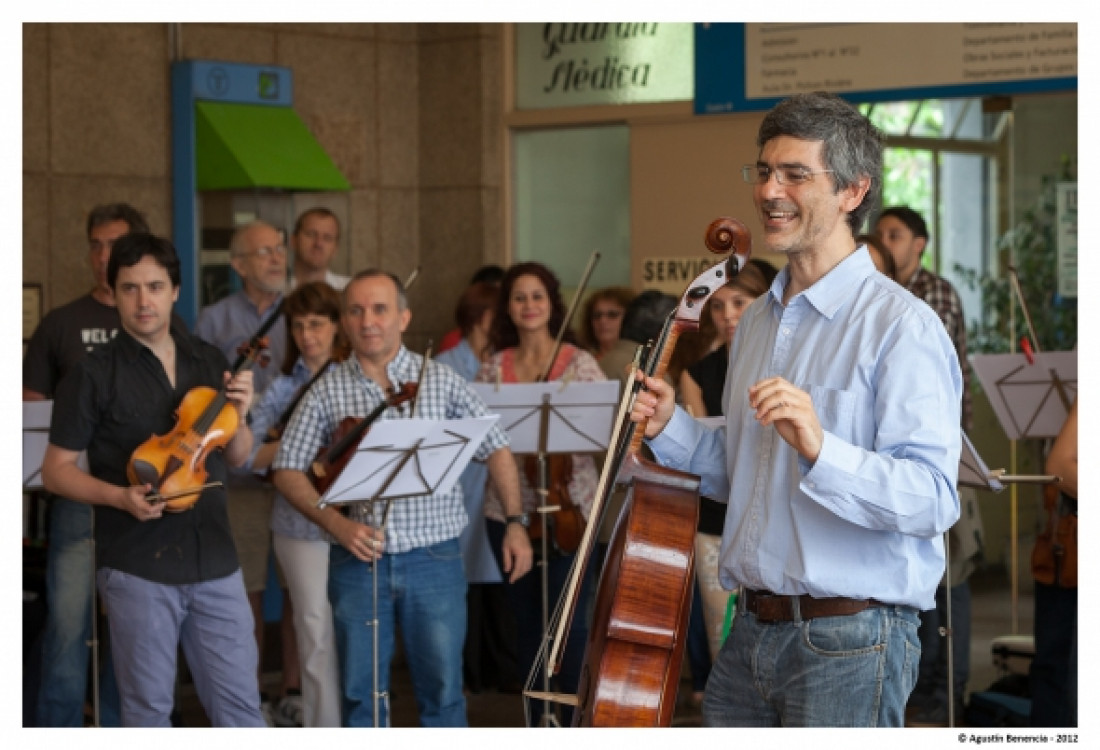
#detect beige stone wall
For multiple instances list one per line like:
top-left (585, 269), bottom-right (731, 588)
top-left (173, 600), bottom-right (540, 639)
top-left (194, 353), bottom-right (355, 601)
top-left (22, 22), bottom-right (506, 350)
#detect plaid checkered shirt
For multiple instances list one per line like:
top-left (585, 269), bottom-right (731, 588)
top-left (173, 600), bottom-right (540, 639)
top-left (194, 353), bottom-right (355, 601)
top-left (273, 345), bottom-right (509, 554)
top-left (905, 266), bottom-right (973, 432)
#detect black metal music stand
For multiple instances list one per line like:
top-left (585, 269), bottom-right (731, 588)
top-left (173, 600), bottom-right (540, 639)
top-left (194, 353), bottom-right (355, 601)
top-left (473, 380), bottom-right (618, 726)
top-left (951, 427), bottom-right (1061, 728)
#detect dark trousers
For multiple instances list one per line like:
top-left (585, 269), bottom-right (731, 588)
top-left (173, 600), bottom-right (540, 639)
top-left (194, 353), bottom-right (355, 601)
top-left (463, 582), bottom-right (519, 692)
top-left (913, 581), bottom-right (971, 707)
top-left (1029, 582), bottom-right (1077, 727)
top-left (487, 519), bottom-right (595, 726)
top-left (686, 579), bottom-right (711, 693)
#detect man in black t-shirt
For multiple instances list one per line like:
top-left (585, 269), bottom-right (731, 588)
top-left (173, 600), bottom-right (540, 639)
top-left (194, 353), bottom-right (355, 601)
top-left (23, 202), bottom-right (147, 727)
top-left (41, 233), bottom-right (265, 727)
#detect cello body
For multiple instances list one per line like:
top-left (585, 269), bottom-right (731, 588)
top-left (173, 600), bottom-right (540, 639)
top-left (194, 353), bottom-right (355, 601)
top-left (574, 452), bottom-right (699, 726)
top-left (533, 217), bottom-right (751, 727)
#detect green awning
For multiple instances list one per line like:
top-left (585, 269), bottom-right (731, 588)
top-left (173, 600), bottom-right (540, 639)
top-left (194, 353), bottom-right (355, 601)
top-left (195, 101), bottom-right (350, 191)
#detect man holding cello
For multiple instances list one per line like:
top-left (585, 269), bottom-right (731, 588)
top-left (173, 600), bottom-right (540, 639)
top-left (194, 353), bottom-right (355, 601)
top-left (41, 233), bottom-right (266, 727)
top-left (631, 92), bottom-right (962, 727)
top-left (273, 269), bottom-right (532, 727)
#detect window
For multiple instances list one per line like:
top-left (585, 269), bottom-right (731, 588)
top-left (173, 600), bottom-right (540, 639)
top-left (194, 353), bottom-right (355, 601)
top-left (861, 98), bottom-right (1008, 328)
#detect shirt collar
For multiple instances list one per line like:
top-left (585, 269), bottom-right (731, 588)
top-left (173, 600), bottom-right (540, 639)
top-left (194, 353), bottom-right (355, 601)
top-left (760, 247), bottom-right (876, 321)
top-left (290, 357), bottom-right (311, 381)
top-left (115, 325), bottom-right (201, 363)
top-left (237, 288), bottom-right (284, 317)
top-left (904, 265), bottom-right (929, 289)
top-left (345, 344), bottom-right (414, 387)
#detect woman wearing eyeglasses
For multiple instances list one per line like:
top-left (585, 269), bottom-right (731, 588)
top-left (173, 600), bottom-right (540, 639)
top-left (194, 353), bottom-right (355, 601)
top-left (247, 281), bottom-right (349, 727)
top-left (578, 286), bottom-right (635, 361)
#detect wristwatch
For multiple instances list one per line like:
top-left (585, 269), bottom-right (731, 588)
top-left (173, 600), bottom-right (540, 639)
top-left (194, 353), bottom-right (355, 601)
top-left (505, 513), bottom-right (530, 528)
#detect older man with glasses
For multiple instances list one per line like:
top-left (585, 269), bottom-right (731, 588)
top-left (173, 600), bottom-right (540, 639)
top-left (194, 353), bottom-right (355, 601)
top-left (194, 219), bottom-right (289, 725)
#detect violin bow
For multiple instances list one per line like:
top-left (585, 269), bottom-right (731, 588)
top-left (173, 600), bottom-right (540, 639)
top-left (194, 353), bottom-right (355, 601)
top-left (536, 250), bottom-right (601, 383)
top-left (408, 340), bottom-right (432, 418)
top-left (1007, 265), bottom-right (1072, 410)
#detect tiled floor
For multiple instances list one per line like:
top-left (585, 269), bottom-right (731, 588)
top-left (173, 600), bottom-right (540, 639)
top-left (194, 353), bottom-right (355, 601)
top-left (176, 566), bottom-right (1032, 728)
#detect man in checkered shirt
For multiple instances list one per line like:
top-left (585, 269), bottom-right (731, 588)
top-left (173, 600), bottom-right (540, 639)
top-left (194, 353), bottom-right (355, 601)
top-left (273, 269), bottom-right (533, 727)
top-left (876, 206), bottom-right (984, 726)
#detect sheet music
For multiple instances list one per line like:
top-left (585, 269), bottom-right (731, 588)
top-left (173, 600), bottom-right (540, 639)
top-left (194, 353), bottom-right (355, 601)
top-left (471, 381), bottom-right (619, 454)
top-left (23, 400), bottom-right (88, 489)
top-left (971, 351), bottom-right (1076, 440)
top-left (318, 416), bottom-right (498, 507)
top-left (959, 430), bottom-right (1005, 492)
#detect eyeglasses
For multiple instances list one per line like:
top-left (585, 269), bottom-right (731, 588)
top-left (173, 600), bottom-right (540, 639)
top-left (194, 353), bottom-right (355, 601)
top-left (591, 309), bottom-right (623, 321)
top-left (741, 164), bottom-right (834, 186)
top-left (239, 245), bottom-right (287, 259)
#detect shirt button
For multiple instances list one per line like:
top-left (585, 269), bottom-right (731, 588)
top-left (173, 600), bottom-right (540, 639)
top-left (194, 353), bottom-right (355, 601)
top-left (783, 327), bottom-right (792, 335)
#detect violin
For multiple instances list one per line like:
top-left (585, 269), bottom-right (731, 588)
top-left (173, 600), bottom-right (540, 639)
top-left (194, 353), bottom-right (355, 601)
top-left (127, 301), bottom-right (283, 512)
top-left (533, 217), bottom-right (752, 726)
top-left (523, 451), bottom-right (582, 554)
top-left (523, 252), bottom-right (601, 556)
top-left (308, 382), bottom-right (419, 495)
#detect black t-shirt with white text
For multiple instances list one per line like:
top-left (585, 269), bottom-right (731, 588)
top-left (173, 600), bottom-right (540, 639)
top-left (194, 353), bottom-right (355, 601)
top-left (23, 293), bottom-right (118, 396)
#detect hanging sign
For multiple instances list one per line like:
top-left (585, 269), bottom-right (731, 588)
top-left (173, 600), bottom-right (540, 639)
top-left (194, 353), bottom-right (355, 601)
top-left (516, 23), bottom-right (694, 110)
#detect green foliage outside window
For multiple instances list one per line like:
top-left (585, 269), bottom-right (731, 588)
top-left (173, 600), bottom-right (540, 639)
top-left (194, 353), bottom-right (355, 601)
top-left (860, 101), bottom-right (938, 265)
top-left (953, 156), bottom-right (1077, 355)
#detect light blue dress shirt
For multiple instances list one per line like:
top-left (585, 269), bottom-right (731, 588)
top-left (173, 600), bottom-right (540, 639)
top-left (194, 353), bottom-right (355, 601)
top-left (648, 248), bottom-right (962, 610)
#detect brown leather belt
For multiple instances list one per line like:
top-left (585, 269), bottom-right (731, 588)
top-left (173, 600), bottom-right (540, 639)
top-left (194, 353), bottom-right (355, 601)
top-left (741, 588), bottom-right (885, 622)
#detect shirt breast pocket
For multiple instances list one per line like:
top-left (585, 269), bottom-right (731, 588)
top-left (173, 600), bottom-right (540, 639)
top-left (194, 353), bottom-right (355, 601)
top-left (107, 399), bottom-right (160, 449)
top-left (807, 384), bottom-right (857, 441)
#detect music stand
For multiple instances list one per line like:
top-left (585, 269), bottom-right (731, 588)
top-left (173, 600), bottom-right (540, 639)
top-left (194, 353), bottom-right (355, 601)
top-left (966, 355), bottom-right (1074, 721)
top-left (971, 351), bottom-right (1077, 440)
top-left (24, 402), bottom-right (104, 726)
top-left (473, 380), bottom-right (619, 726)
top-left (314, 415), bottom-right (497, 727)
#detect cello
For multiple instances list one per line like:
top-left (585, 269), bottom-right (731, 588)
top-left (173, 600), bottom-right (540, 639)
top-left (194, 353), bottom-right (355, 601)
top-left (531, 217), bottom-right (752, 726)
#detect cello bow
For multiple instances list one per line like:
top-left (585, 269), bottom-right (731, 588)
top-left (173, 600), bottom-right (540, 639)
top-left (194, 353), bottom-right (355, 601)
top-left (534, 217), bottom-right (752, 726)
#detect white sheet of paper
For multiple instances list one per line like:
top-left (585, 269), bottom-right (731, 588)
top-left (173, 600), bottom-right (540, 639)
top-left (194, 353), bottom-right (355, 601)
top-left (959, 430), bottom-right (1004, 492)
top-left (23, 401), bottom-right (88, 488)
top-left (971, 351), bottom-right (1076, 440)
top-left (318, 416), bottom-right (499, 507)
top-left (471, 381), bottom-right (619, 455)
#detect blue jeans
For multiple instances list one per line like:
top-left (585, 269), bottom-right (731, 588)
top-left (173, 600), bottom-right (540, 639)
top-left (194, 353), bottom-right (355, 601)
top-left (36, 498), bottom-right (120, 727)
top-left (702, 597), bottom-right (921, 727)
top-left (328, 538), bottom-right (468, 727)
top-left (97, 567), bottom-right (265, 727)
